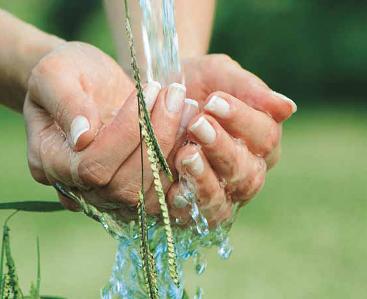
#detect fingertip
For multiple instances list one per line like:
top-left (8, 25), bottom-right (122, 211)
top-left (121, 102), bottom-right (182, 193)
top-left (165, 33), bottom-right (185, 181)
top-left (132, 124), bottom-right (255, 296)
top-left (73, 129), bottom-right (94, 151)
top-left (271, 91), bottom-right (297, 122)
top-left (70, 113), bottom-right (101, 151)
top-left (70, 115), bottom-right (91, 150)
top-left (143, 80), bottom-right (161, 110)
top-left (167, 184), bottom-right (191, 222)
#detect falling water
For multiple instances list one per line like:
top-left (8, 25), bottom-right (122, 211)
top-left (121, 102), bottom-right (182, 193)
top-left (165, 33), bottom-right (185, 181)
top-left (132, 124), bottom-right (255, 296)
top-left (102, 1), bottom-right (237, 298)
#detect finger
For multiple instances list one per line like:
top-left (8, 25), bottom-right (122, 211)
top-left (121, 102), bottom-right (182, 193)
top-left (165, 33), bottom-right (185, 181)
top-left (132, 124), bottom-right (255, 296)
top-left (75, 81), bottom-right (161, 188)
top-left (38, 122), bottom-right (75, 186)
top-left (92, 83), bottom-right (186, 206)
top-left (203, 92), bottom-right (281, 157)
top-left (23, 95), bottom-right (51, 185)
top-left (188, 115), bottom-right (247, 181)
top-left (28, 53), bottom-right (101, 151)
top-left (169, 145), bottom-right (232, 227)
top-left (231, 156), bottom-right (267, 204)
top-left (188, 54), bottom-right (297, 122)
top-left (144, 95), bottom-right (200, 214)
top-left (176, 98), bottom-right (200, 139)
top-left (188, 115), bottom-right (268, 204)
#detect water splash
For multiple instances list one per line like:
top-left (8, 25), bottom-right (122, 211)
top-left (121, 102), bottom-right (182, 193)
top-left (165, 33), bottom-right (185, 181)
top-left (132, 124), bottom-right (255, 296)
top-left (102, 209), bottom-right (237, 298)
top-left (102, 1), bottom-right (237, 298)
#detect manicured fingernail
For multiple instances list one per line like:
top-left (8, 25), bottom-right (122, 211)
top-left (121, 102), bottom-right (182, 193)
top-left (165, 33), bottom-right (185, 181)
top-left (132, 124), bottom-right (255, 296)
top-left (273, 91), bottom-right (297, 113)
top-left (166, 83), bottom-right (186, 112)
top-left (70, 115), bottom-right (90, 147)
top-left (204, 95), bottom-right (230, 118)
top-left (174, 195), bottom-right (189, 209)
top-left (144, 81), bottom-right (161, 109)
top-left (182, 152), bottom-right (204, 176)
top-left (177, 98), bottom-right (199, 136)
top-left (189, 116), bottom-right (216, 144)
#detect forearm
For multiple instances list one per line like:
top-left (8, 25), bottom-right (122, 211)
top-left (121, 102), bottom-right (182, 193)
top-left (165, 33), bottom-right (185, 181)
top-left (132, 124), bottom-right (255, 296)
top-left (104, 0), bottom-right (215, 76)
top-left (0, 10), bottom-right (65, 112)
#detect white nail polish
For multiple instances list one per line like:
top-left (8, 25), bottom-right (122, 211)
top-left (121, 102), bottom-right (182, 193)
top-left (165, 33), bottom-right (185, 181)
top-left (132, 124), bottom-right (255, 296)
top-left (166, 83), bottom-right (186, 112)
top-left (70, 115), bottom-right (90, 147)
top-left (144, 81), bottom-right (161, 109)
top-left (178, 98), bottom-right (199, 136)
top-left (273, 91), bottom-right (297, 113)
top-left (182, 152), bottom-right (204, 177)
top-left (173, 195), bottom-right (189, 209)
top-left (204, 95), bottom-right (230, 118)
top-left (189, 116), bottom-right (216, 144)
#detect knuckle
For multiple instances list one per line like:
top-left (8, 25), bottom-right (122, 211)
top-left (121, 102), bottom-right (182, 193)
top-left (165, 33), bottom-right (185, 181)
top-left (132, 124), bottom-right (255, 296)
top-left (78, 158), bottom-right (111, 187)
top-left (28, 151), bottom-right (49, 185)
top-left (34, 55), bottom-right (61, 76)
top-left (213, 53), bottom-right (232, 64)
top-left (204, 54), bottom-right (233, 69)
top-left (234, 160), bottom-right (266, 202)
top-left (156, 132), bottom-right (174, 155)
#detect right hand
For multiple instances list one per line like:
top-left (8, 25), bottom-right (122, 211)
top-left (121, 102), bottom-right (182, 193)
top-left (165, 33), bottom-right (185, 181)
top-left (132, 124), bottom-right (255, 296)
top-left (24, 42), bottom-right (189, 214)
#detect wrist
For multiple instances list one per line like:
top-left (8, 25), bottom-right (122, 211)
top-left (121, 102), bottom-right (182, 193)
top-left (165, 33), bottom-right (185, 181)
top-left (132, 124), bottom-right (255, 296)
top-left (15, 29), bottom-right (65, 91)
top-left (0, 10), bottom-right (65, 112)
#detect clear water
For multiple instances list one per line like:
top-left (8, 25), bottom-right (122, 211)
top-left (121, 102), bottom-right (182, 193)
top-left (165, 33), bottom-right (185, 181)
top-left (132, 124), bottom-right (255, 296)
top-left (102, 1), bottom-right (237, 298)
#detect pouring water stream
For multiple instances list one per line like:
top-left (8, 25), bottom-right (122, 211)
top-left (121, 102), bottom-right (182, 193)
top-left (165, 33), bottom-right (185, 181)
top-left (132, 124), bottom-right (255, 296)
top-left (102, 1), bottom-right (236, 298)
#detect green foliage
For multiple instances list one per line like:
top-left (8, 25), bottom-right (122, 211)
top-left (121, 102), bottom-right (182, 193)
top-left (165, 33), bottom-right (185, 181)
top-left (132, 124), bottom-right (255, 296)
top-left (1, 212), bottom-right (23, 299)
top-left (0, 213), bottom-right (65, 299)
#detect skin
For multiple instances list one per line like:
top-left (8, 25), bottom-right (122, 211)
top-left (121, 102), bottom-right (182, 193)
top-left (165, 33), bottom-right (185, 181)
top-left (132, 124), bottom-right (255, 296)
top-left (0, 3), bottom-right (296, 225)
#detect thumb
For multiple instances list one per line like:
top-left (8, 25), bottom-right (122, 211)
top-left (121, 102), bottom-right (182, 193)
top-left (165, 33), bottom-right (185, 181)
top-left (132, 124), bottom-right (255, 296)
top-left (28, 61), bottom-right (101, 151)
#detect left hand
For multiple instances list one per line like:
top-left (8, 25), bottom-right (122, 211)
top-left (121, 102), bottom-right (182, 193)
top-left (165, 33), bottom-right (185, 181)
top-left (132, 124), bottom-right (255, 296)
top-left (145, 54), bottom-right (297, 227)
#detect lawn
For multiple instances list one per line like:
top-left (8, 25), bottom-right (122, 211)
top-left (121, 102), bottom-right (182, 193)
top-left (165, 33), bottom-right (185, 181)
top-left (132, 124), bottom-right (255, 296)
top-left (0, 105), bottom-right (366, 298)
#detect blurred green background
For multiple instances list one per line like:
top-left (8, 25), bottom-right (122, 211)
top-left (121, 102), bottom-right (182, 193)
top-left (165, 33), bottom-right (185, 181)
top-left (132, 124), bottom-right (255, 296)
top-left (0, 1), bottom-right (366, 298)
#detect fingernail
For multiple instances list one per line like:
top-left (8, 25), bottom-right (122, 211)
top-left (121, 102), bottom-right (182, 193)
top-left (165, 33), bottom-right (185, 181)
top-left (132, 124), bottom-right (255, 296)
top-left (144, 81), bottom-right (161, 109)
top-left (189, 116), bottom-right (216, 144)
top-left (204, 95), bottom-right (230, 118)
top-left (182, 152), bottom-right (204, 177)
top-left (178, 98), bottom-right (199, 136)
top-left (166, 83), bottom-right (186, 112)
top-left (174, 195), bottom-right (189, 209)
top-left (70, 115), bottom-right (90, 147)
top-left (273, 91), bottom-right (297, 113)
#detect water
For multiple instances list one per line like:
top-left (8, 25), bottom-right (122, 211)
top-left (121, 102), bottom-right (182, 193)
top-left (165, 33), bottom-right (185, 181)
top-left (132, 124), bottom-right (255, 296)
top-left (140, 0), bottom-right (183, 85)
top-left (102, 1), bottom-right (237, 298)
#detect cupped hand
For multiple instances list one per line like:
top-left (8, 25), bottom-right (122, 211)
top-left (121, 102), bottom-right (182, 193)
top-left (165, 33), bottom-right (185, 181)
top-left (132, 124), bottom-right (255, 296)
top-left (24, 42), bottom-right (190, 213)
top-left (160, 55), bottom-right (297, 226)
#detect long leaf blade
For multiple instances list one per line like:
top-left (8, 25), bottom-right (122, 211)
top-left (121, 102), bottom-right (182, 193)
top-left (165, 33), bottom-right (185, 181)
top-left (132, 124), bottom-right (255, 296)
top-left (0, 202), bottom-right (64, 212)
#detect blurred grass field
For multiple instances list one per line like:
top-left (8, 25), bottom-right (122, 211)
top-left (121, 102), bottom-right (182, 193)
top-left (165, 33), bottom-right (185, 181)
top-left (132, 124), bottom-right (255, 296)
top-left (1, 104), bottom-right (366, 298)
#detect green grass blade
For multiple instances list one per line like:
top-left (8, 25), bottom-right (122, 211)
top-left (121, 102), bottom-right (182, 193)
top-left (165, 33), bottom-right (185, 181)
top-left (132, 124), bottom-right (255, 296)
top-left (0, 225), bottom-right (6, 298)
top-left (0, 202), bottom-right (64, 212)
top-left (0, 211), bottom-right (19, 298)
top-left (36, 237), bottom-right (41, 298)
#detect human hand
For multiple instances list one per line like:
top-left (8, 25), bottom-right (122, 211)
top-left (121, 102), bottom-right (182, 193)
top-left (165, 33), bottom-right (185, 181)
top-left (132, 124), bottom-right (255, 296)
top-left (161, 55), bottom-right (297, 226)
top-left (24, 42), bottom-right (191, 214)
